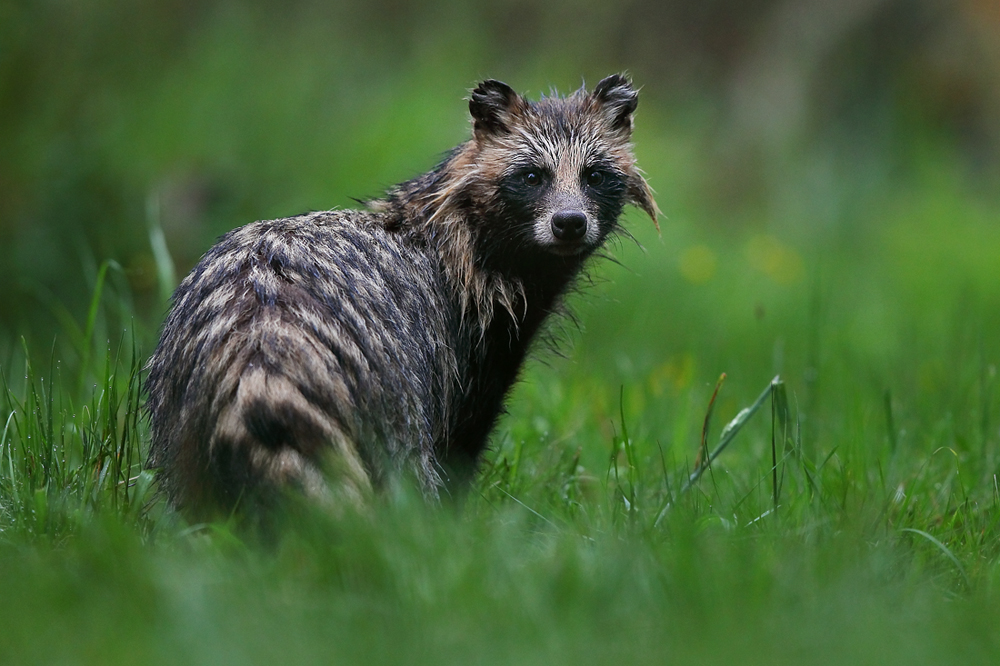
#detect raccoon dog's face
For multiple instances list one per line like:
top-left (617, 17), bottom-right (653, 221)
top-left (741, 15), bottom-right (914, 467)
top-left (467, 75), bottom-right (656, 267)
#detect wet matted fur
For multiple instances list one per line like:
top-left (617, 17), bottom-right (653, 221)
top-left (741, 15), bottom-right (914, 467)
top-left (145, 74), bottom-right (657, 519)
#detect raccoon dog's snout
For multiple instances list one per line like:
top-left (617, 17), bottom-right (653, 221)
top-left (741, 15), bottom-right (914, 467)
top-left (550, 210), bottom-right (588, 242)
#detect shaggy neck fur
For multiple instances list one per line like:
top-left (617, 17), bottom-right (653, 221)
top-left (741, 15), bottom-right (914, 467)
top-left (371, 144), bottom-right (535, 334)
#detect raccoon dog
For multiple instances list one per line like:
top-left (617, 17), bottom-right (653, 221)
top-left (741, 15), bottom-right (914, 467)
top-left (145, 75), bottom-right (657, 519)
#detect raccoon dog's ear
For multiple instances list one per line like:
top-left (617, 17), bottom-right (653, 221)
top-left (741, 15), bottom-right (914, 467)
top-left (470, 80), bottom-right (527, 139)
top-left (592, 74), bottom-right (639, 133)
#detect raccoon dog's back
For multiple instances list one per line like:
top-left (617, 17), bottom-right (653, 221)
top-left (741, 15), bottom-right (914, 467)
top-left (146, 212), bottom-right (457, 514)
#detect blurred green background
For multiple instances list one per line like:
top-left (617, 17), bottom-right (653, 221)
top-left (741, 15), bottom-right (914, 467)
top-left (3, 5), bottom-right (1000, 663)
top-left (2, 0), bottom-right (1000, 424)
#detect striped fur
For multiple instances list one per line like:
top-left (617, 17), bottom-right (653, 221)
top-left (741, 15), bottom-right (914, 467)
top-left (145, 75), bottom-right (656, 519)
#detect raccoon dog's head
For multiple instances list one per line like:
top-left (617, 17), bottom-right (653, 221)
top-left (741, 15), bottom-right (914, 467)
top-left (467, 75), bottom-right (657, 267)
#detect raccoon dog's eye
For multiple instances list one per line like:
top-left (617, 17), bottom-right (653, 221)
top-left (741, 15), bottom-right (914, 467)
top-left (586, 169), bottom-right (605, 187)
top-left (524, 171), bottom-right (542, 186)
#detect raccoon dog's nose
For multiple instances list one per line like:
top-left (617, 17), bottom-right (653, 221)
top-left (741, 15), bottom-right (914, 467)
top-left (551, 210), bottom-right (588, 242)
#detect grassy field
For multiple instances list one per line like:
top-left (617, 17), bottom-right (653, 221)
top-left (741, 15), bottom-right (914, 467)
top-left (2, 148), bottom-right (1000, 664)
top-left (3, 4), bottom-right (1000, 662)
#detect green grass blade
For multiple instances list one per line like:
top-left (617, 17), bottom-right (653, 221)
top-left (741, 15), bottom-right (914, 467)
top-left (901, 528), bottom-right (971, 589)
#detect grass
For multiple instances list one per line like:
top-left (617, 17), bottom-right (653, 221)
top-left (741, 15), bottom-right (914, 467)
top-left (3, 17), bottom-right (1000, 656)
top-left (2, 159), bottom-right (1000, 665)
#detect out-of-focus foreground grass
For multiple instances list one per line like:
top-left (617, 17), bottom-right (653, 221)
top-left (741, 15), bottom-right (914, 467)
top-left (2, 2), bottom-right (1000, 664)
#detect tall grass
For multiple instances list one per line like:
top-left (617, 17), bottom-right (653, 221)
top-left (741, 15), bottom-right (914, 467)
top-left (1, 131), bottom-right (999, 666)
top-left (1, 271), bottom-right (999, 664)
top-left (0, 335), bottom-right (155, 540)
top-left (0, 254), bottom-right (158, 542)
